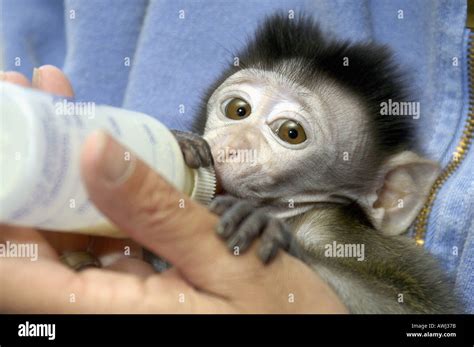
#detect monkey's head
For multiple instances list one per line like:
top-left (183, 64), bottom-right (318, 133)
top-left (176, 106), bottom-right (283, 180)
top-left (196, 14), bottom-right (439, 235)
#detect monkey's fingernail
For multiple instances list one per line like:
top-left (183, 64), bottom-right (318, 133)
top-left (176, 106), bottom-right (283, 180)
top-left (216, 223), bottom-right (225, 236)
top-left (229, 235), bottom-right (246, 252)
top-left (216, 223), bottom-right (231, 238)
top-left (91, 131), bottom-right (136, 184)
top-left (227, 240), bottom-right (237, 251)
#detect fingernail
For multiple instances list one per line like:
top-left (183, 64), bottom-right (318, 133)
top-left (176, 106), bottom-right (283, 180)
top-left (92, 131), bottom-right (135, 184)
top-left (0, 70), bottom-right (5, 80)
top-left (215, 223), bottom-right (225, 236)
top-left (32, 67), bottom-right (41, 87)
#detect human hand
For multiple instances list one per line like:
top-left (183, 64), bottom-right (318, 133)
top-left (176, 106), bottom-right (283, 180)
top-left (0, 66), bottom-right (347, 313)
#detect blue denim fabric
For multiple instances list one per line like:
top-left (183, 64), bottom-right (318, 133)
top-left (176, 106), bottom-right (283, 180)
top-left (2, 0), bottom-right (472, 311)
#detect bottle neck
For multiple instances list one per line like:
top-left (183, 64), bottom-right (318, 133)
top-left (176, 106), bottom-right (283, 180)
top-left (182, 166), bottom-right (196, 197)
top-left (182, 165), bottom-right (217, 205)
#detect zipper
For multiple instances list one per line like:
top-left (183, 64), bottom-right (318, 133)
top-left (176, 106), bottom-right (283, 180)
top-left (414, 2), bottom-right (474, 246)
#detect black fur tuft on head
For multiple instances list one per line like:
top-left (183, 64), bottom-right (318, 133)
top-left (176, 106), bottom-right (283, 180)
top-left (195, 13), bottom-right (415, 153)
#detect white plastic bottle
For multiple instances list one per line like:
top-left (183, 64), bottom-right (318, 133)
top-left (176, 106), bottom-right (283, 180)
top-left (0, 82), bottom-right (216, 237)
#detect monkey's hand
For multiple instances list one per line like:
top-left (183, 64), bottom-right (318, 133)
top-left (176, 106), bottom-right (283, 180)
top-left (171, 130), bottom-right (214, 169)
top-left (209, 196), bottom-right (302, 264)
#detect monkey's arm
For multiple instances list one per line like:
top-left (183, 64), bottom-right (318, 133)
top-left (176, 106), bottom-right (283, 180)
top-left (291, 206), bottom-right (459, 313)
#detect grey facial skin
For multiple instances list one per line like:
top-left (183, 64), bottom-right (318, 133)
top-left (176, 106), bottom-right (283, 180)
top-left (158, 15), bottom-right (461, 313)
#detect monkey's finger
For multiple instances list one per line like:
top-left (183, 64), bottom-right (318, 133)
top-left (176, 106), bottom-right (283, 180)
top-left (180, 141), bottom-right (202, 169)
top-left (228, 211), bottom-right (268, 252)
top-left (208, 195), bottom-right (239, 215)
top-left (216, 201), bottom-right (254, 239)
top-left (257, 219), bottom-right (290, 264)
top-left (171, 130), bottom-right (213, 167)
top-left (195, 139), bottom-right (214, 167)
top-left (258, 238), bottom-right (279, 264)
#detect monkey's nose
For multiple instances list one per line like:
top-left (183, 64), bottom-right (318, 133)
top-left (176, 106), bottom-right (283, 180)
top-left (228, 136), bottom-right (256, 152)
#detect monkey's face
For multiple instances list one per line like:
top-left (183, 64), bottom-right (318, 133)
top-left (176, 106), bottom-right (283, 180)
top-left (203, 68), bottom-right (376, 208)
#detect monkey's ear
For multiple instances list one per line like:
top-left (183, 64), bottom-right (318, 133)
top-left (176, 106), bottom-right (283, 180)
top-left (364, 151), bottom-right (440, 236)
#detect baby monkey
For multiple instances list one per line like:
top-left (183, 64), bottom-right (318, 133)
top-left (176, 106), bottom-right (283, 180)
top-left (169, 15), bottom-right (459, 313)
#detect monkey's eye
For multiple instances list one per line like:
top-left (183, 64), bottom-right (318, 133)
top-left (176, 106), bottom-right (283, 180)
top-left (277, 120), bottom-right (307, 144)
top-left (224, 98), bottom-right (251, 120)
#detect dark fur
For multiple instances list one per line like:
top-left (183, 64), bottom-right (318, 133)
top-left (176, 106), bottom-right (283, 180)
top-left (194, 14), bottom-right (415, 154)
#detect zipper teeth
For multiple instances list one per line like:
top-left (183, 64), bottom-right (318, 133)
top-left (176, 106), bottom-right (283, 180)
top-left (414, 31), bottom-right (474, 246)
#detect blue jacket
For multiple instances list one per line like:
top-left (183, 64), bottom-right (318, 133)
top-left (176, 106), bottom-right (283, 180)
top-left (2, 0), bottom-right (472, 312)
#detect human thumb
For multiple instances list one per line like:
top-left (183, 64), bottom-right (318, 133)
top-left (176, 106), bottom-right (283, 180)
top-left (80, 130), bottom-right (242, 287)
